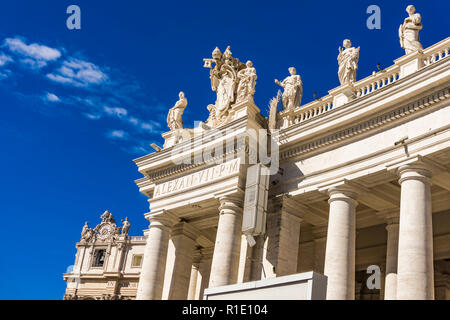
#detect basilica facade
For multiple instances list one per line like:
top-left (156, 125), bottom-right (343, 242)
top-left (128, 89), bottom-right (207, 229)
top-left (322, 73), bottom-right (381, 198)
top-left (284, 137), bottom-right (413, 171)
top-left (63, 10), bottom-right (450, 299)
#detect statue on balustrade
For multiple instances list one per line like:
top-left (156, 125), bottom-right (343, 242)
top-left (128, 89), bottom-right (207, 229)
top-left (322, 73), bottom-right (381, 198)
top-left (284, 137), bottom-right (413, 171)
top-left (167, 91), bottom-right (188, 131)
top-left (121, 217), bottom-right (130, 236)
top-left (338, 39), bottom-right (360, 85)
top-left (203, 46), bottom-right (248, 127)
top-left (274, 67), bottom-right (303, 110)
top-left (398, 5), bottom-right (423, 54)
top-left (236, 60), bottom-right (257, 103)
top-left (81, 222), bottom-right (93, 242)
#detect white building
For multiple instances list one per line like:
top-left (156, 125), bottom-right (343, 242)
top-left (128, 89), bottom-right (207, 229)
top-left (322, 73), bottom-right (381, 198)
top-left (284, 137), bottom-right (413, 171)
top-left (64, 34), bottom-right (450, 300)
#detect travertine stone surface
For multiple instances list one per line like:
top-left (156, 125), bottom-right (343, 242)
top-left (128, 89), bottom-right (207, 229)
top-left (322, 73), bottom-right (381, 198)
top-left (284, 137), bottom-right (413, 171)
top-left (136, 213), bottom-right (177, 300)
top-left (323, 186), bottom-right (358, 300)
top-left (385, 219), bottom-right (399, 300)
top-left (397, 164), bottom-right (434, 300)
top-left (209, 195), bottom-right (244, 288)
top-left (274, 67), bottom-right (303, 110)
top-left (338, 39), bottom-right (360, 85)
top-left (399, 5), bottom-right (423, 54)
top-left (165, 223), bottom-right (197, 300)
top-left (196, 247), bottom-right (214, 300)
top-left (263, 209), bottom-right (301, 277)
top-left (167, 91), bottom-right (187, 131)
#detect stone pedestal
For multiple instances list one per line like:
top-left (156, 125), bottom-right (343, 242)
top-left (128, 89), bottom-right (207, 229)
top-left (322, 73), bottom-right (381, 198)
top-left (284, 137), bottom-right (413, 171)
top-left (209, 195), bottom-right (244, 288)
top-left (394, 50), bottom-right (424, 78)
top-left (229, 99), bottom-right (261, 123)
top-left (329, 83), bottom-right (357, 108)
top-left (136, 212), bottom-right (177, 300)
top-left (396, 164), bottom-right (434, 300)
top-left (162, 129), bottom-right (193, 149)
top-left (323, 186), bottom-right (358, 300)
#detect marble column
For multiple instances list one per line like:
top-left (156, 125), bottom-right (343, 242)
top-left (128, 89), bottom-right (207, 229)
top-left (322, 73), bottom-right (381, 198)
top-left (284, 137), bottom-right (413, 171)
top-left (323, 186), bottom-right (358, 300)
top-left (237, 234), bottom-right (253, 283)
top-left (165, 223), bottom-right (197, 300)
top-left (384, 219), bottom-right (399, 300)
top-left (136, 213), bottom-right (177, 300)
top-left (196, 247), bottom-right (213, 299)
top-left (262, 198), bottom-right (302, 278)
top-left (187, 255), bottom-right (201, 300)
top-left (312, 225), bottom-right (328, 274)
top-left (209, 195), bottom-right (244, 288)
top-left (397, 164), bottom-right (434, 300)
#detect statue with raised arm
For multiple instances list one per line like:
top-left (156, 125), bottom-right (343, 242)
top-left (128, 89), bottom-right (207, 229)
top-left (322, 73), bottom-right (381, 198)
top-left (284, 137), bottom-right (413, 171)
top-left (236, 60), bottom-right (257, 103)
top-left (203, 46), bottom-right (246, 127)
top-left (167, 91), bottom-right (188, 131)
top-left (398, 5), bottom-right (423, 54)
top-left (338, 39), bottom-right (360, 85)
top-left (121, 217), bottom-right (130, 236)
top-left (274, 67), bottom-right (303, 110)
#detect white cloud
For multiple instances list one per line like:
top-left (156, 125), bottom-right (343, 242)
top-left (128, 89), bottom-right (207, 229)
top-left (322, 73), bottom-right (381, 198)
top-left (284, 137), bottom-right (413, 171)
top-left (0, 53), bottom-right (13, 67)
top-left (47, 57), bottom-right (108, 87)
top-left (3, 37), bottom-right (61, 68)
top-left (44, 92), bottom-right (60, 102)
top-left (84, 113), bottom-right (101, 120)
top-left (0, 70), bottom-right (11, 80)
top-left (103, 106), bottom-right (128, 118)
top-left (107, 130), bottom-right (128, 140)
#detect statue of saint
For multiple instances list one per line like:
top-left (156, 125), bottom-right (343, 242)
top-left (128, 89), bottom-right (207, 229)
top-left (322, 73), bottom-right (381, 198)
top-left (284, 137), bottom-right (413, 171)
top-left (203, 46), bottom-right (246, 127)
top-left (274, 67), bottom-right (303, 110)
top-left (338, 39), bottom-right (360, 85)
top-left (399, 5), bottom-right (423, 54)
top-left (100, 210), bottom-right (114, 223)
top-left (167, 92), bottom-right (188, 131)
top-left (236, 60), bottom-right (257, 103)
top-left (121, 217), bottom-right (130, 236)
top-left (81, 222), bottom-right (93, 241)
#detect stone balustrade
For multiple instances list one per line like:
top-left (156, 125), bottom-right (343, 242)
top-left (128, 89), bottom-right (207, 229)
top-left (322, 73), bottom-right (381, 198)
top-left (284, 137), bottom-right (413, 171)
top-left (423, 37), bottom-right (450, 67)
top-left (278, 37), bottom-right (450, 130)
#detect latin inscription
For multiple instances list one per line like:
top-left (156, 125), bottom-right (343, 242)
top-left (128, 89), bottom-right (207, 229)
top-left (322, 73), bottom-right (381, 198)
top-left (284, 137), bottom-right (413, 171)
top-left (154, 159), bottom-right (240, 198)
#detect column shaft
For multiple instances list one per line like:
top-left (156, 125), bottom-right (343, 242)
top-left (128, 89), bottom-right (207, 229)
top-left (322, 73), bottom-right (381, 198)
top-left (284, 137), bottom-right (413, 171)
top-left (397, 165), bottom-right (434, 300)
top-left (209, 195), bottom-right (243, 287)
top-left (136, 216), bottom-right (174, 300)
top-left (384, 223), bottom-right (399, 300)
top-left (324, 188), bottom-right (357, 300)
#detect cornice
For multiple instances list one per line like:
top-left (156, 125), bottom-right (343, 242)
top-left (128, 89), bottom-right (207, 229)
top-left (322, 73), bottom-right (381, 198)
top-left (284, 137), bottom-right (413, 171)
top-left (279, 85), bottom-right (450, 161)
top-left (133, 114), bottom-right (252, 168)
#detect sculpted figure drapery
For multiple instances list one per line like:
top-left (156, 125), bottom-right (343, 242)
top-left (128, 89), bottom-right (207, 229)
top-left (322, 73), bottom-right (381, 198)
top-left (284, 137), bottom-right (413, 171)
top-left (274, 67), bottom-right (303, 110)
top-left (167, 91), bottom-right (188, 131)
top-left (203, 46), bottom-right (249, 127)
top-left (338, 39), bottom-right (360, 85)
top-left (81, 222), bottom-right (93, 241)
top-left (399, 5), bottom-right (423, 54)
top-left (236, 60), bottom-right (257, 103)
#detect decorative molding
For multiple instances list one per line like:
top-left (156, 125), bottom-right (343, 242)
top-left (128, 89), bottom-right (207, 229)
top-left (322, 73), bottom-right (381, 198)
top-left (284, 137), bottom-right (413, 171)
top-left (280, 86), bottom-right (450, 161)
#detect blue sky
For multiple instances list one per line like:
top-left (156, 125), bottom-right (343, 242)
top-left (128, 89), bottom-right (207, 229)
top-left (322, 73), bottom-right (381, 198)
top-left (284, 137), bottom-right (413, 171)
top-left (0, 1), bottom-right (447, 299)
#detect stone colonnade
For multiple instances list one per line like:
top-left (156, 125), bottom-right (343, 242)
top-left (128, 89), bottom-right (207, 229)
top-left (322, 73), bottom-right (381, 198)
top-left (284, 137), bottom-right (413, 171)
top-left (136, 162), bottom-right (435, 300)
